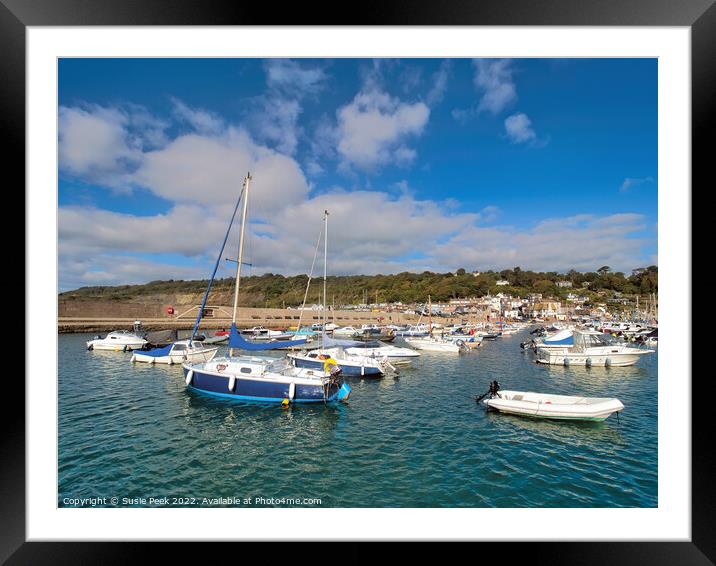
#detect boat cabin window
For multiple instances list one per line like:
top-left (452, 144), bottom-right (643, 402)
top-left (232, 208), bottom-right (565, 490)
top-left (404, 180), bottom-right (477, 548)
top-left (240, 367), bottom-right (252, 374)
top-left (173, 344), bottom-right (186, 351)
top-left (580, 334), bottom-right (613, 348)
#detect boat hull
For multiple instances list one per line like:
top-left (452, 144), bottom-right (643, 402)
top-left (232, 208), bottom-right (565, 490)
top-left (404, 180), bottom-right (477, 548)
top-left (184, 366), bottom-right (350, 403)
top-left (88, 341), bottom-right (146, 351)
top-left (404, 338), bottom-right (461, 353)
top-left (535, 351), bottom-right (650, 367)
top-left (484, 392), bottom-right (624, 421)
top-left (133, 347), bottom-right (218, 365)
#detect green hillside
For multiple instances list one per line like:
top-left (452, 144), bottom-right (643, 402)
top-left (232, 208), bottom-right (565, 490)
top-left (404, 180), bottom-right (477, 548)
top-left (59, 266), bottom-right (658, 309)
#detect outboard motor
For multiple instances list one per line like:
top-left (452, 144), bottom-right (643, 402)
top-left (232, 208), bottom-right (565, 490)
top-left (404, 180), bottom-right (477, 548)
top-left (475, 380), bottom-right (501, 403)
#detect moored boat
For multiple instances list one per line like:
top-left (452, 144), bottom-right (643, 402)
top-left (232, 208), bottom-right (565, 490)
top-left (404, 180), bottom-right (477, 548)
top-left (535, 329), bottom-right (654, 367)
top-left (131, 339), bottom-right (218, 365)
top-left (184, 356), bottom-right (350, 403)
top-left (344, 340), bottom-right (421, 363)
top-left (182, 175), bottom-right (349, 404)
top-left (288, 348), bottom-right (385, 377)
top-left (87, 330), bottom-right (147, 351)
top-left (404, 335), bottom-right (468, 353)
top-left (483, 390), bottom-right (624, 421)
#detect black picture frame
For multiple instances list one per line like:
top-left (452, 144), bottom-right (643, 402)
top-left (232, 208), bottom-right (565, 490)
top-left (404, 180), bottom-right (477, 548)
top-left (6, 0), bottom-right (706, 561)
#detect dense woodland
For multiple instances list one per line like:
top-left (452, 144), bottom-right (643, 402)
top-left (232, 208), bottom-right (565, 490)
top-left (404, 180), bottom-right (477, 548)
top-left (60, 266), bottom-right (658, 309)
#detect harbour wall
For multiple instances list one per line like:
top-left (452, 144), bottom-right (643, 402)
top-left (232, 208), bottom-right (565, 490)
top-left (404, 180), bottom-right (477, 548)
top-left (58, 299), bottom-right (429, 333)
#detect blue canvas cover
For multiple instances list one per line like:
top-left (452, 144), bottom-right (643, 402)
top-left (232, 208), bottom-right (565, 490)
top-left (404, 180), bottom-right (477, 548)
top-left (137, 344), bottom-right (174, 357)
top-left (228, 323), bottom-right (307, 350)
top-left (544, 329), bottom-right (574, 345)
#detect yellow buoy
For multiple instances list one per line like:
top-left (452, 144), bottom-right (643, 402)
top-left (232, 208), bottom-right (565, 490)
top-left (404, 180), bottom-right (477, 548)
top-left (281, 398), bottom-right (290, 407)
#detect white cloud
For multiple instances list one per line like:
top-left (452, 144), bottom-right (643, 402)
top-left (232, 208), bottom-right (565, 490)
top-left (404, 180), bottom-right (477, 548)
top-left (133, 127), bottom-right (310, 214)
top-left (264, 59), bottom-right (326, 96)
top-left (59, 104), bottom-right (170, 190)
top-left (253, 97), bottom-right (302, 155)
top-left (58, 106), bottom-right (141, 188)
top-left (426, 60), bottom-right (451, 106)
top-left (59, 253), bottom-right (209, 291)
top-left (248, 60), bottom-right (328, 156)
top-left (619, 176), bottom-right (654, 192)
top-left (473, 59), bottom-right (517, 114)
top-left (429, 213), bottom-right (648, 273)
top-left (504, 112), bottom-right (536, 143)
top-left (59, 205), bottom-right (227, 256)
top-left (171, 98), bottom-right (224, 135)
top-left (335, 89), bottom-right (430, 170)
top-left (243, 190), bottom-right (479, 275)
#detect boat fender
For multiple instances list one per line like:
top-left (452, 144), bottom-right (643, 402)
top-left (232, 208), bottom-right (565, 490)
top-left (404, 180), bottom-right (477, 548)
top-left (123, 345), bottom-right (129, 352)
top-left (168, 358), bottom-right (173, 365)
top-left (185, 370), bottom-right (193, 386)
top-left (149, 357), bottom-right (155, 365)
top-left (288, 382), bottom-right (296, 400)
top-left (228, 376), bottom-right (236, 391)
top-left (130, 354), bottom-right (136, 363)
top-left (605, 358), bottom-right (612, 367)
top-left (585, 358), bottom-right (592, 367)
top-left (87, 344), bottom-right (93, 351)
top-left (563, 358), bottom-right (570, 367)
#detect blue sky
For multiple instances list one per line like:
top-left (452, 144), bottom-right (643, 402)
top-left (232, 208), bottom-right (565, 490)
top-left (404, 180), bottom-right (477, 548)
top-left (58, 58), bottom-right (657, 291)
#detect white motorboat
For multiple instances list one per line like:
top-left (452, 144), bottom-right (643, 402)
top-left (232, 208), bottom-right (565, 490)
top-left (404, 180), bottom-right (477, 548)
top-left (443, 334), bottom-right (482, 349)
top-left (535, 329), bottom-right (654, 367)
top-left (87, 330), bottom-right (147, 351)
top-left (483, 390), bottom-right (624, 421)
top-left (343, 340), bottom-right (421, 364)
top-left (240, 326), bottom-right (294, 341)
top-left (404, 335), bottom-right (468, 353)
top-left (394, 324), bottom-right (429, 337)
top-left (333, 326), bottom-right (360, 338)
top-left (131, 339), bottom-right (218, 365)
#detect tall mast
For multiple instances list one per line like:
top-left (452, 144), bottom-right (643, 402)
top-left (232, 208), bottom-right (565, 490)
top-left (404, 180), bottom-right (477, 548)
top-left (231, 174), bottom-right (251, 342)
top-left (428, 294), bottom-right (432, 334)
top-left (322, 210), bottom-right (329, 340)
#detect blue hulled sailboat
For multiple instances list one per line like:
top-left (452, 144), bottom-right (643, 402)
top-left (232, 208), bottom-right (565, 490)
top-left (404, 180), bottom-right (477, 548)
top-left (182, 174), bottom-right (350, 404)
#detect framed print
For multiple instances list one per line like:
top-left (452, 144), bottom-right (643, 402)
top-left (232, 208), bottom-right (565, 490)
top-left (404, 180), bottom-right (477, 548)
top-left (6, 0), bottom-right (708, 561)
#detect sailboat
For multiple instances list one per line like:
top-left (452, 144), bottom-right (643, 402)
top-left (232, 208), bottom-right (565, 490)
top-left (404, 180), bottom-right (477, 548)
top-left (183, 174), bottom-right (351, 403)
top-left (287, 211), bottom-right (390, 378)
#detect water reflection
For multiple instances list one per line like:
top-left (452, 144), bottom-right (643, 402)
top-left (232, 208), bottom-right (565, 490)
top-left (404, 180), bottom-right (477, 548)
top-left (59, 330), bottom-right (658, 507)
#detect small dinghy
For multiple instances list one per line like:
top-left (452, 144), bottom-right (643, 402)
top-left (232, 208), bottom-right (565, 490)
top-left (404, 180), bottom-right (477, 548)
top-left (476, 381), bottom-right (623, 422)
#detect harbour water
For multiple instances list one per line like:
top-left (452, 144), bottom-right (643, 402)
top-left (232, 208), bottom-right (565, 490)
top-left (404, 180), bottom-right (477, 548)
top-left (59, 330), bottom-right (657, 507)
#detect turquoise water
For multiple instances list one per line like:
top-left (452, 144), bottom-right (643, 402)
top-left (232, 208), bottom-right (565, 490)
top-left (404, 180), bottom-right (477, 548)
top-left (58, 330), bottom-right (657, 507)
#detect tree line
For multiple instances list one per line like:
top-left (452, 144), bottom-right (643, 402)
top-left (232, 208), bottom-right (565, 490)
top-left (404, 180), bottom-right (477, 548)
top-left (59, 266), bottom-right (658, 308)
